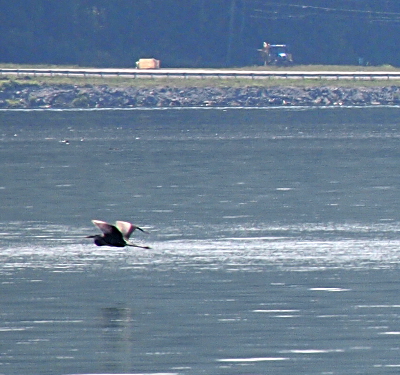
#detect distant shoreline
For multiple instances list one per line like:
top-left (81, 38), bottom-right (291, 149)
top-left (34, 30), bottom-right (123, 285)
top-left (2, 82), bottom-right (400, 109)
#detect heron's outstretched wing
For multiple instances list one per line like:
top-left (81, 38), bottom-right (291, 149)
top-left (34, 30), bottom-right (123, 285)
top-left (116, 221), bottom-right (147, 240)
top-left (92, 220), bottom-right (112, 233)
top-left (92, 220), bottom-right (118, 235)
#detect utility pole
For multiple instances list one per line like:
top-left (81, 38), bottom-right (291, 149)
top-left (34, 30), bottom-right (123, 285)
top-left (226, 0), bottom-right (236, 66)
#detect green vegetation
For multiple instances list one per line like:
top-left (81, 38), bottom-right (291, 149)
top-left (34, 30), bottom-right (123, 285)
top-left (0, 76), bottom-right (40, 90)
top-left (1, 1), bottom-right (400, 68)
top-left (4, 99), bottom-right (22, 108)
top-left (71, 94), bottom-right (90, 107)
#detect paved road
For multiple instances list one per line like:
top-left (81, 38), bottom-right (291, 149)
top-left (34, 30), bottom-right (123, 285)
top-left (1, 67), bottom-right (400, 80)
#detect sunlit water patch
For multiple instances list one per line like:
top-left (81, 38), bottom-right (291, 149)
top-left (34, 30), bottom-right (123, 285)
top-left (1, 221), bottom-right (400, 272)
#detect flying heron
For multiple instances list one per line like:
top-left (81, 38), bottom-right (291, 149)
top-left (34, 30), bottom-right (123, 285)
top-left (86, 220), bottom-right (150, 249)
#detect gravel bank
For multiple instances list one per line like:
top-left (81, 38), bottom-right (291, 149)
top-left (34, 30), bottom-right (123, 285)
top-left (2, 83), bottom-right (400, 108)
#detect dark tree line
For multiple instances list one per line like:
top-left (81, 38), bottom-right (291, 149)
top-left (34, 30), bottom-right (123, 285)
top-left (1, 0), bottom-right (400, 68)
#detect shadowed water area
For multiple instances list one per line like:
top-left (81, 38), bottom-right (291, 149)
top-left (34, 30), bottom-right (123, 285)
top-left (0, 107), bottom-right (400, 374)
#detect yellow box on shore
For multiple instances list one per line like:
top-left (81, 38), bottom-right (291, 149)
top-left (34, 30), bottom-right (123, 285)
top-left (135, 58), bottom-right (160, 69)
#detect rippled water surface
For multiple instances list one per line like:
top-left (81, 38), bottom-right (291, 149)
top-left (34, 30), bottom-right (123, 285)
top-left (1, 107), bottom-right (400, 374)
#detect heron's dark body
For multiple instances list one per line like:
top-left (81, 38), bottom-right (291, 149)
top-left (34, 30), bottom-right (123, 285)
top-left (92, 235), bottom-right (126, 247)
top-left (88, 226), bottom-right (127, 247)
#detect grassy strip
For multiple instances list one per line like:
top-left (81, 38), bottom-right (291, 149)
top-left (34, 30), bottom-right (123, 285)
top-left (2, 76), bottom-right (400, 89)
top-left (1, 64), bottom-right (400, 88)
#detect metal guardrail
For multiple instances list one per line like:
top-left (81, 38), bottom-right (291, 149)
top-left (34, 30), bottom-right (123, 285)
top-left (2, 68), bottom-right (400, 80)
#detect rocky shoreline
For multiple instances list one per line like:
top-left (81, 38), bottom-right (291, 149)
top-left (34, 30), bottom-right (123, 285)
top-left (2, 83), bottom-right (400, 108)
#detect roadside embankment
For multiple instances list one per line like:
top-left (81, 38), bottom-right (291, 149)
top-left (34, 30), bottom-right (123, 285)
top-left (2, 82), bottom-right (400, 108)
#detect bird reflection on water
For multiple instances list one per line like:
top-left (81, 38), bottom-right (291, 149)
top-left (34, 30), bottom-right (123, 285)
top-left (101, 306), bottom-right (132, 329)
top-left (86, 220), bottom-right (150, 249)
top-left (100, 306), bottom-right (133, 372)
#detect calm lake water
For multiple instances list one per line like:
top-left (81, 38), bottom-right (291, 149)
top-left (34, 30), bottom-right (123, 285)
top-left (1, 107), bottom-right (400, 375)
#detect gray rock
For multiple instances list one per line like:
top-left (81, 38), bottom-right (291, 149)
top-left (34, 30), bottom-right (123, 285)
top-left (2, 83), bottom-right (400, 108)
